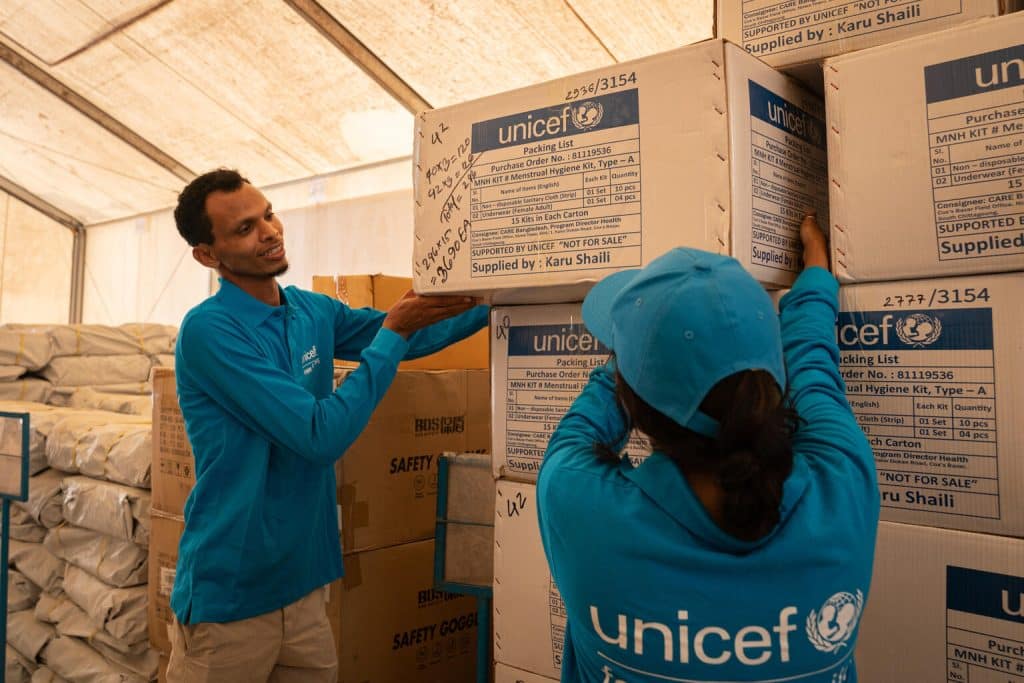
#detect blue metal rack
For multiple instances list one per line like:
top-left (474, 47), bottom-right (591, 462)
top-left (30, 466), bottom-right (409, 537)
top-left (433, 453), bottom-right (495, 683)
top-left (0, 411), bottom-right (31, 678)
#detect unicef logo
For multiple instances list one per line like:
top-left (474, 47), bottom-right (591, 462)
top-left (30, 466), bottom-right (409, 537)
top-left (571, 101), bottom-right (603, 130)
top-left (896, 313), bottom-right (942, 347)
top-left (806, 590), bottom-right (863, 654)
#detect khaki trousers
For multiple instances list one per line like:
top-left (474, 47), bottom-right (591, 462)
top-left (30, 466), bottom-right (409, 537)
top-left (167, 586), bottom-right (337, 683)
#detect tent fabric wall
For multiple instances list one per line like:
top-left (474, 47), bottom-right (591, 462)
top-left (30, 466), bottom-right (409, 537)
top-left (0, 190), bottom-right (73, 324)
top-left (82, 159), bottom-right (414, 326)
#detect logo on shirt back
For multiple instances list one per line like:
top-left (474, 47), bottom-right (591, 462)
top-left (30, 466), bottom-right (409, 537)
top-left (301, 345), bottom-right (320, 375)
top-left (806, 591), bottom-right (864, 654)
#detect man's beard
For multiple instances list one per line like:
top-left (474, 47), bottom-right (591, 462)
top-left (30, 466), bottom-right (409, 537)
top-left (221, 261), bottom-right (289, 279)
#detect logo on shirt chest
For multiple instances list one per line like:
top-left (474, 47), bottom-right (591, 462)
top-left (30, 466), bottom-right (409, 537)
top-left (301, 345), bottom-right (320, 375)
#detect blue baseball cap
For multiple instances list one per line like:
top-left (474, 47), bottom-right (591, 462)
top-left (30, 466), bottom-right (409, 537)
top-left (582, 248), bottom-right (785, 438)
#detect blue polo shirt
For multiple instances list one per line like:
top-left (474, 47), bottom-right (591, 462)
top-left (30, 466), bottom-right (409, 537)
top-left (537, 268), bottom-right (880, 682)
top-left (171, 279), bottom-right (487, 625)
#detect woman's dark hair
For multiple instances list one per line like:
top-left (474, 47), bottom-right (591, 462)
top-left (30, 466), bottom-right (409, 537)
top-left (174, 168), bottom-right (249, 246)
top-left (597, 367), bottom-right (799, 542)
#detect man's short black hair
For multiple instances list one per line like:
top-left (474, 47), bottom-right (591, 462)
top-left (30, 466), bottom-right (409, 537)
top-left (174, 169), bottom-right (250, 246)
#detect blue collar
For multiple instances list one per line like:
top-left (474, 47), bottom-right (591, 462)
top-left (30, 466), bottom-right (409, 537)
top-left (621, 451), bottom-right (810, 553)
top-left (214, 278), bottom-right (288, 328)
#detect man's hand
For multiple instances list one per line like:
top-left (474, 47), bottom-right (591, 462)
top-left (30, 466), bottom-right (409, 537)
top-left (800, 212), bottom-right (830, 272)
top-left (382, 290), bottom-right (481, 339)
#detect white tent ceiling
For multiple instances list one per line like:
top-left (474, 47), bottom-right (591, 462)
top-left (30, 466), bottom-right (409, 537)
top-left (0, 0), bottom-right (713, 228)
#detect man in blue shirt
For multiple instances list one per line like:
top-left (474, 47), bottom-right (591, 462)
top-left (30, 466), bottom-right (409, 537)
top-left (166, 169), bottom-right (487, 682)
top-left (538, 215), bottom-right (879, 682)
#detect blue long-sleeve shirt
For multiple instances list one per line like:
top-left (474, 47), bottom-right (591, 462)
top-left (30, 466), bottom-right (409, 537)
top-left (537, 267), bottom-right (880, 683)
top-left (171, 279), bottom-right (487, 624)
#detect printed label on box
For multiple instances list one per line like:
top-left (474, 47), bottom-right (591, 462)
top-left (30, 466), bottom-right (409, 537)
top-left (455, 88), bottom-right (642, 283)
top-left (739, 0), bottom-right (968, 59)
top-left (838, 306), bottom-right (1000, 520)
top-left (925, 44), bottom-right (1024, 262)
top-left (946, 566), bottom-right (1024, 681)
top-left (500, 318), bottom-right (649, 477)
top-left (747, 80), bottom-right (828, 274)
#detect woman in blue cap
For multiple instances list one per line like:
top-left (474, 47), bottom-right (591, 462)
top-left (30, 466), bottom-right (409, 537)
top-left (537, 215), bottom-right (879, 683)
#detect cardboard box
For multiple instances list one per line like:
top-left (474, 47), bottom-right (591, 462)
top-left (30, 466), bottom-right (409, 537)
top-left (337, 369), bottom-right (490, 553)
top-left (151, 367), bottom-right (195, 517)
top-left (148, 512), bottom-right (479, 682)
top-left (413, 40), bottom-right (828, 302)
top-left (717, 0), bottom-right (1010, 71)
top-left (856, 521), bottom-right (1024, 681)
top-left (495, 663), bottom-right (558, 683)
top-left (490, 305), bottom-right (650, 481)
top-left (826, 13), bottom-right (1024, 283)
top-left (153, 363), bottom-right (491, 551)
top-left (493, 480), bottom-right (564, 679)
top-left (327, 538), bottom-right (479, 682)
top-left (148, 508), bottom-right (184, 653)
top-left (312, 273), bottom-right (489, 369)
top-left (838, 272), bottom-right (1024, 536)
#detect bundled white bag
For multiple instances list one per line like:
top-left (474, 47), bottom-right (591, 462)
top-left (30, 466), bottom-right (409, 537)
top-left (60, 566), bottom-right (148, 645)
top-left (0, 379), bottom-right (54, 406)
top-left (36, 593), bottom-right (150, 657)
top-left (41, 356), bottom-right (153, 387)
top-left (5, 645), bottom-right (36, 683)
top-left (8, 539), bottom-right (66, 594)
top-left (14, 468), bottom-right (65, 529)
top-left (8, 569), bottom-right (42, 611)
top-left (0, 326), bottom-right (54, 370)
top-left (61, 477), bottom-right (150, 546)
top-left (44, 526), bottom-right (147, 588)
top-left (40, 636), bottom-right (148, 683)
top-left (7, 610), bottom-right (56, 662)
top-left (0, 365), bottom-right (27, 381)
top-left (46, 419), bottom-right (151, 488)
top-left (30, 667), bottom-right (68, 683)
top-left (10, 506), bottom-right (47, 542)
top-left (66, 389), bottom-right (151, 417)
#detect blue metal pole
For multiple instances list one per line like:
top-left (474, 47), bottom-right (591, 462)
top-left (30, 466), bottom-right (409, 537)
top-left (2, 497), bottom-right (10, 676)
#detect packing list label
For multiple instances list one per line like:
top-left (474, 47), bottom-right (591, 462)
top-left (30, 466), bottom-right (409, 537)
top-left (739, 0), bottom-right (966, 58)
top-left (837, 307), bottom-right (1000, 519)
top-left (550, 578), bottom-right (566, 671)
top-left (468, 89), bottom-right (641, 279)
top-left (501, 321), bottom-right (649, 476)
top-left (946, 566), bottom-right (1024, 681)
top-left (748, 81), bottom-right (828, 274)
top-left (926, 44), bottom-right (1024, 262)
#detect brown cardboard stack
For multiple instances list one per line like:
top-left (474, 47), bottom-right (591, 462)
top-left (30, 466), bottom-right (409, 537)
top-left (813, 13), bottom-right (1024, 679)
top-left (149, 361), bottom-right (489, 680)
top-left (412, 7), bottom-right (1024, 680)
top-left (312, 273), bottom-right (489, 371)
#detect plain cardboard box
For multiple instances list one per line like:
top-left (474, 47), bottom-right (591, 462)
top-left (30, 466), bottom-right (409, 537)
top-left (826, 13), bottom-right (1024, 282)
top-left (856, 521), bottom-right (1024, 681)
top-left (495, 663), bottom-right (558, 683)
top-left (312, 273), bottom-right (489, 369)
top-left (337, 369), bottom-right (490, 553)
top-left (493, 479), bottom-right (564, 679)
top-left (490, 304), bottom-right (649, 481)
top-left (151, 367), bottom-right (194, 517)
top-left (838, 272), bottom-right (1024, 536)
top-left (717, 0), bottom-right (1011, 71)
top-left (148, 512), bottom-right (479, 682)
top-left (413, 39), bottom-right (828, 302)
top-left (148, 508), bottom-right (184, 653)
top-left (327, 538), bottom-right (479, 682)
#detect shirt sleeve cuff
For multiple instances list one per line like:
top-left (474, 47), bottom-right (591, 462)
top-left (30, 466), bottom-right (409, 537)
top-left (372, 326), bottom-right (410, 360)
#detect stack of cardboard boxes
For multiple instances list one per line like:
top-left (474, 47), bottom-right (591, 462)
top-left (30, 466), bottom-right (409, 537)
top-left (148, 276), bottom-right (491, 682)
top-left (413, 4), bottom-right (1024, 681)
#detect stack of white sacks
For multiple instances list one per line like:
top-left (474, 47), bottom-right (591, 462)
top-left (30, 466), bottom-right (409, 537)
top-left (0, 324), bottom-right (176, 416)
top-left (412, 5), bottom-right (1024, 681)
top-left (2, 323), bottom-right (173, 682)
